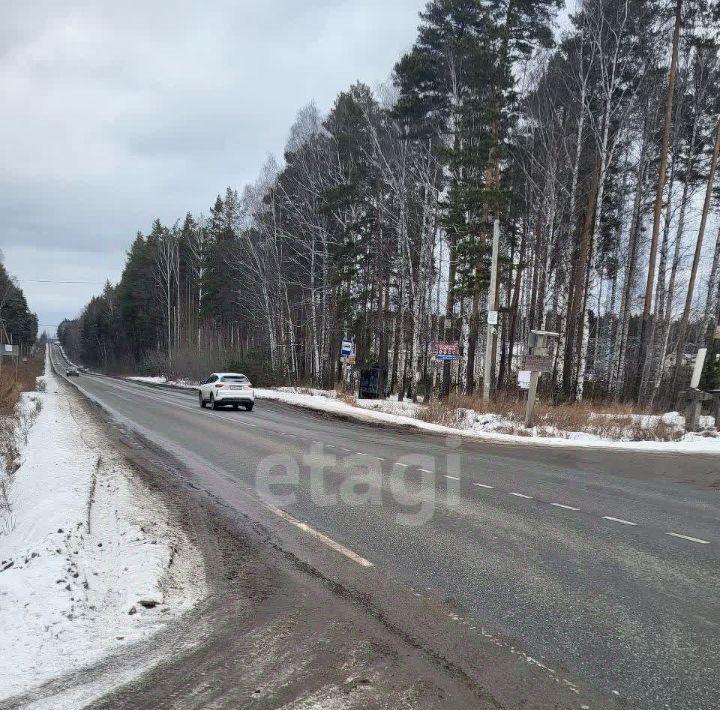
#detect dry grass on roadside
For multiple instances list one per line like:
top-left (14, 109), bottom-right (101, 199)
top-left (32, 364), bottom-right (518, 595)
top-left (0, 349), bottom-right (45, 530)
top-left (0, 352), bottom-right (44, 417)
top-left (416, 393), bottom-right (685, 441)
top-left (335, 389), bottom-right (356, 406)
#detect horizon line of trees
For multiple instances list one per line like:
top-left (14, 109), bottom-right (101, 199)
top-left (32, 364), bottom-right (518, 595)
top-left (59, 0), bottom-right (720, 407)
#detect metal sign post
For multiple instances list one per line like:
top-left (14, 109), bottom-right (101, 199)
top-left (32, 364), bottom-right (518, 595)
top-left (524, 330), bottom-right (559, 428)
top-left (683, 348), bottom-right (710, 432)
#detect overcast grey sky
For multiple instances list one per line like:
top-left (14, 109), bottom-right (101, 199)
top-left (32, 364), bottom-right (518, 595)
top-left (1, 0), bottom-right (437, 334)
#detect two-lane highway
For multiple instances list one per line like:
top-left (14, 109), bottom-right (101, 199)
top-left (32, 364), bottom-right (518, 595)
top-left (51, 348), bottom-right (720, 709)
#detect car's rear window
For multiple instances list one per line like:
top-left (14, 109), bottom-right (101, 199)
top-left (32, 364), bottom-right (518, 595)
top-left (221, 375), bottom-right (249, 383)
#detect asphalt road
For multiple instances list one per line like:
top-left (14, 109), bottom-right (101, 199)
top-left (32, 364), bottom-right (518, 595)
top-left (52, 349), bottom-right (720, 710)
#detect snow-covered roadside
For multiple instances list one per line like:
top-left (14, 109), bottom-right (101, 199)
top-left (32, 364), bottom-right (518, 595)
top-left (254, 387), bottom-right (720, 453)
top-left (0, 355), bottom-right (206, 705)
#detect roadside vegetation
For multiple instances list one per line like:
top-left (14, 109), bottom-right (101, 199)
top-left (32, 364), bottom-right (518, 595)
top-left (414, 395), bottom-right (689, 442)
top-left (267, 386), bottom-right (708, 443)
top-left (0, 347), bottom-right (45, 532)
top-left (59, 0), bottom-right (720, 419)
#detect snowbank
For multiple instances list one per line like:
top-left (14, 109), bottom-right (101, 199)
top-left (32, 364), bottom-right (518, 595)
top-left (127, 376), bottom-right (198, 390)
top-left (127, 375), bottom-right (168, 385)
top-left (0, 355), bottom-right (205, 703)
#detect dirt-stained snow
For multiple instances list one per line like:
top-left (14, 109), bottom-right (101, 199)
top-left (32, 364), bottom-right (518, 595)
top-left (0, 355), bottom-right (205, 705)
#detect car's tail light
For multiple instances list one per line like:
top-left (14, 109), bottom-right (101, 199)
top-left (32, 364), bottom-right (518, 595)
top-left (215, 383), bottom-right (224, 388)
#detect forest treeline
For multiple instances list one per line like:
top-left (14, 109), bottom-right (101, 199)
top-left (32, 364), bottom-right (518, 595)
top-left (0, 262), bottom-right (38, 347)
top-left (59, 0), bottom-right (720, 406)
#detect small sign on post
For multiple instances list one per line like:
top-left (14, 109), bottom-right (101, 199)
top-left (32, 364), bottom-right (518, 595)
top-left (517, 370), bottom-right (531, 390)
top-left (523, 330), bottom-right (559, 428)
top-left (523, 354), bottom-right (552, 373)
top-left (487, 310), bottom-right (499, 326)
top-left (690, 348), bottom-right (708, 390)
top-left (435, 341), bottom-right (460, 362)
top-left (341, 338), bottom-right (353, 358)
top-left (714, 326), bottom-right (720, 340)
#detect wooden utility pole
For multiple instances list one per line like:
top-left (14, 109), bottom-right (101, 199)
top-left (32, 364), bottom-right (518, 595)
top-left (483, 220), bottom-right (500, 401)
top-left (637, 0), bottom-right (683, 398)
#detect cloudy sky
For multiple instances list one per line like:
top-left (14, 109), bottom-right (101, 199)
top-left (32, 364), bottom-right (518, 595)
top-left (1, 0), bottom-right (437, 335)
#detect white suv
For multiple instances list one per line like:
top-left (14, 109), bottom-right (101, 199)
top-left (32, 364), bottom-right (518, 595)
top-left (199, 372), bottom-right (255, 411)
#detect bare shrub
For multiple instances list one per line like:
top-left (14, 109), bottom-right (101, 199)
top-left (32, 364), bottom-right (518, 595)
top-left (416, 400), bottom-right (469, 428)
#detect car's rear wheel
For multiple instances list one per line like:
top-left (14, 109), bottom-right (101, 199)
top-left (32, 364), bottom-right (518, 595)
top-left (245, 402), bottom-right (254, 412)
top-left (211, 395), bottom-right (220, 410)
top-left (199, 392), bottom-right (206, 408)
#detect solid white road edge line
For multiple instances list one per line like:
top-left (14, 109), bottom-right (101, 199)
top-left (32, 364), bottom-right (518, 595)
top-left (267, 506), bottom-right (374, 567)
top-left (666, 532), bottom-right (710, 544)
top-left (551, 503), bottom-right (581, 511)
top-left (603, 516), bottom-right (637, 526)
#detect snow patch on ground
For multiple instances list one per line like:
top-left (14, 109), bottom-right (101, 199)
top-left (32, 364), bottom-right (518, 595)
top-left (127, 376), bottom-right (199, 390)
top-left (0, 356), bottom-right (206, 704)
top-left (127, 375), bottom-right (168, 385)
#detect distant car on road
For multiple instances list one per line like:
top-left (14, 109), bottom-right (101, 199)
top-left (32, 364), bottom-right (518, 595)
top-left (199, 372), bottom-right (254, 411)
top-left (66, 368), bottom-right (80, 377)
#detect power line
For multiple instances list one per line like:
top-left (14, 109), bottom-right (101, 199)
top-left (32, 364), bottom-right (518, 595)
top-left (17, 279), bottom-right (106, 285)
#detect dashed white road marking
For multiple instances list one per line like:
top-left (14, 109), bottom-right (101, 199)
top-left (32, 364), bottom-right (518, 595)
top-left (509, 492), bottom-right (533, 499)
top-left (473, 482), bottom-right (494, 489)
top-left (551, 503), bottom-right (581, 511)
top-left (376, 457), bottom-right (385, 461)
top-left (418, 468), bottom-right (433, 474)
top-left (603, 516), bottom-right (637, 526)
top-left (667, 532), bottom-right (710, 545)
top-left (267, 506), bottom-right (373, 567)
top-left (445, 475), bottom-right (460, 481)
top-left (395, 463), bottom-right (409, 467)
top-left (356, 452), bottom-right (368, 456)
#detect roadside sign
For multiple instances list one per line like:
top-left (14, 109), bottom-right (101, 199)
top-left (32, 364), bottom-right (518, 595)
top-left (1, 344), bottom-right (18, 357)
top-left (341, 339), bottom-right (353, 357)
top-left (487, 310), bottom-right (498, 326)
top-left (347, 354), bottom-right (356, 366)
top-left (524, 354), bottom-right (552, 373)
top-left (518, 370), bottom-right (531, 390)
top-left (715, 326), bottom-right (720, 340)
top-left (435, 341), bottom-right (460, 362)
